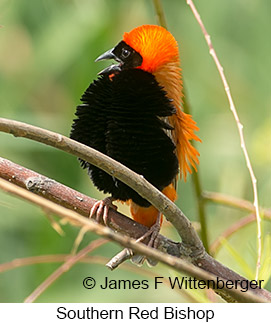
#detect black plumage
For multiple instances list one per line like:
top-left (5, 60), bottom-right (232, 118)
top-left (70, 68), bottom-right (179, 207)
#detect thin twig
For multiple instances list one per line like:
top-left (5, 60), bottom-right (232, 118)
top-left (0, 254), bottom-right (102, 273)
top-left (71, 226), bottom-right (89, 255)
top-left (202, 191), bottom-right (271, 218)
top-left (24, 239), bottom-right (107, 303)
top-left (210, 214), bottom-right (257, 255)
top-left (152, 0), bottom-right (168, 29)
top-left (182, 94), bottom-right (209, 252)
top-left (152, 0), bottom-right (209, 252)
top-left (186, 0), bottom-right (262, 281)
top-left (106, 248), bottom-right (134, 270)
top-left (0, 254), bottom-right (201, 302)
top-left (204, 191), bottom-right (271, 255)
top-left (0, 254), bottom-right (158, 279)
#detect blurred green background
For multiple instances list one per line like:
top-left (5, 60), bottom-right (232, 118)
top-left (0, 0), bottom-right (270, 302)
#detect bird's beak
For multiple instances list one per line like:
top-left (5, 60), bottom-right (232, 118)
top-left (95, 48), bottom-right (115, 62)
top-left (95, 48), bottom-right (122, 75)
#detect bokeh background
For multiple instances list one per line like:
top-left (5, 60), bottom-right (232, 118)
top-left (0, 0), bottom-right (270, 302)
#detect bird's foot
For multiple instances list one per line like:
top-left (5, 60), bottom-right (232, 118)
top-left (89, 197), bottom-right (117, 226)
top-left (132, 213), bottom-right (162, 266)
top-left (136, 219), bottom-right (161, 249)
top-left (106, 214), bottom-right (162, 268)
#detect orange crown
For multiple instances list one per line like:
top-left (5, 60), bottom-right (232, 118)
top-left (123, 25), bottom-right (179, 73)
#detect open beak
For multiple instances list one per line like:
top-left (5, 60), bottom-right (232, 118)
top-left (95, 48), bottom-right (122, 75)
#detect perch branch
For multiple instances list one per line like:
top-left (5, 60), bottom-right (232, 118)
top-left (0, 117), bottom-right (203, 254)
top-left (187, 0), bottom-right (262, 280)
top-left (1, 158), bottom-right (271, 302)
top-left (0, 177), bottom-right (270, 303)
top-left (0, 157), bottom-right (181, 254)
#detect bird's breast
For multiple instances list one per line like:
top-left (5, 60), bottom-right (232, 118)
top-left (70, 68), bottom-right (179, 206)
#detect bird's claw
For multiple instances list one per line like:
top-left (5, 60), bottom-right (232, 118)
top-left (136, 221), bottom-right (161, 249)
top-left (131, 213), bottom-right (162, 266)
top-left (89, 197), bottom-right (116, 226)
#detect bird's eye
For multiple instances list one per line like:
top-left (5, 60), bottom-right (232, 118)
top-left (121, 48), bottom-right (131, 59)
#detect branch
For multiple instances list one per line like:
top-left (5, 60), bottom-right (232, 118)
top-left (0, 254), bottom-right (202, 302)
top-left (0, 117), bottom-right (203, 253)
top-left (187, 0), bottom-right (262, 280)
top-left (0, 117), bottom-right (270, 302)
top-left (203, 191), bottom-right (271, 218)
top-left (0, 157), bottom-right (181, 256)
top-left (0, 176), bottom-right (270, 303)
top-left (210, 214), bottom-right (257, 255)
top-left (1, 157), bottom-right (271, 302)
top-left (203, 191), bottom-right (271, 254)
top-left (182, 92), bottom-right (209, 252)
top-left (152, 0), bottom-right (168, 29)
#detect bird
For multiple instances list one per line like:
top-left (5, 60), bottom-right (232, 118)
top-left (70, 25), bottom-right (200, 262)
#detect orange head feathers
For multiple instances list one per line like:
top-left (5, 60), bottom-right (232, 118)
top-left (123, 25), bottom-right (180, 73)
